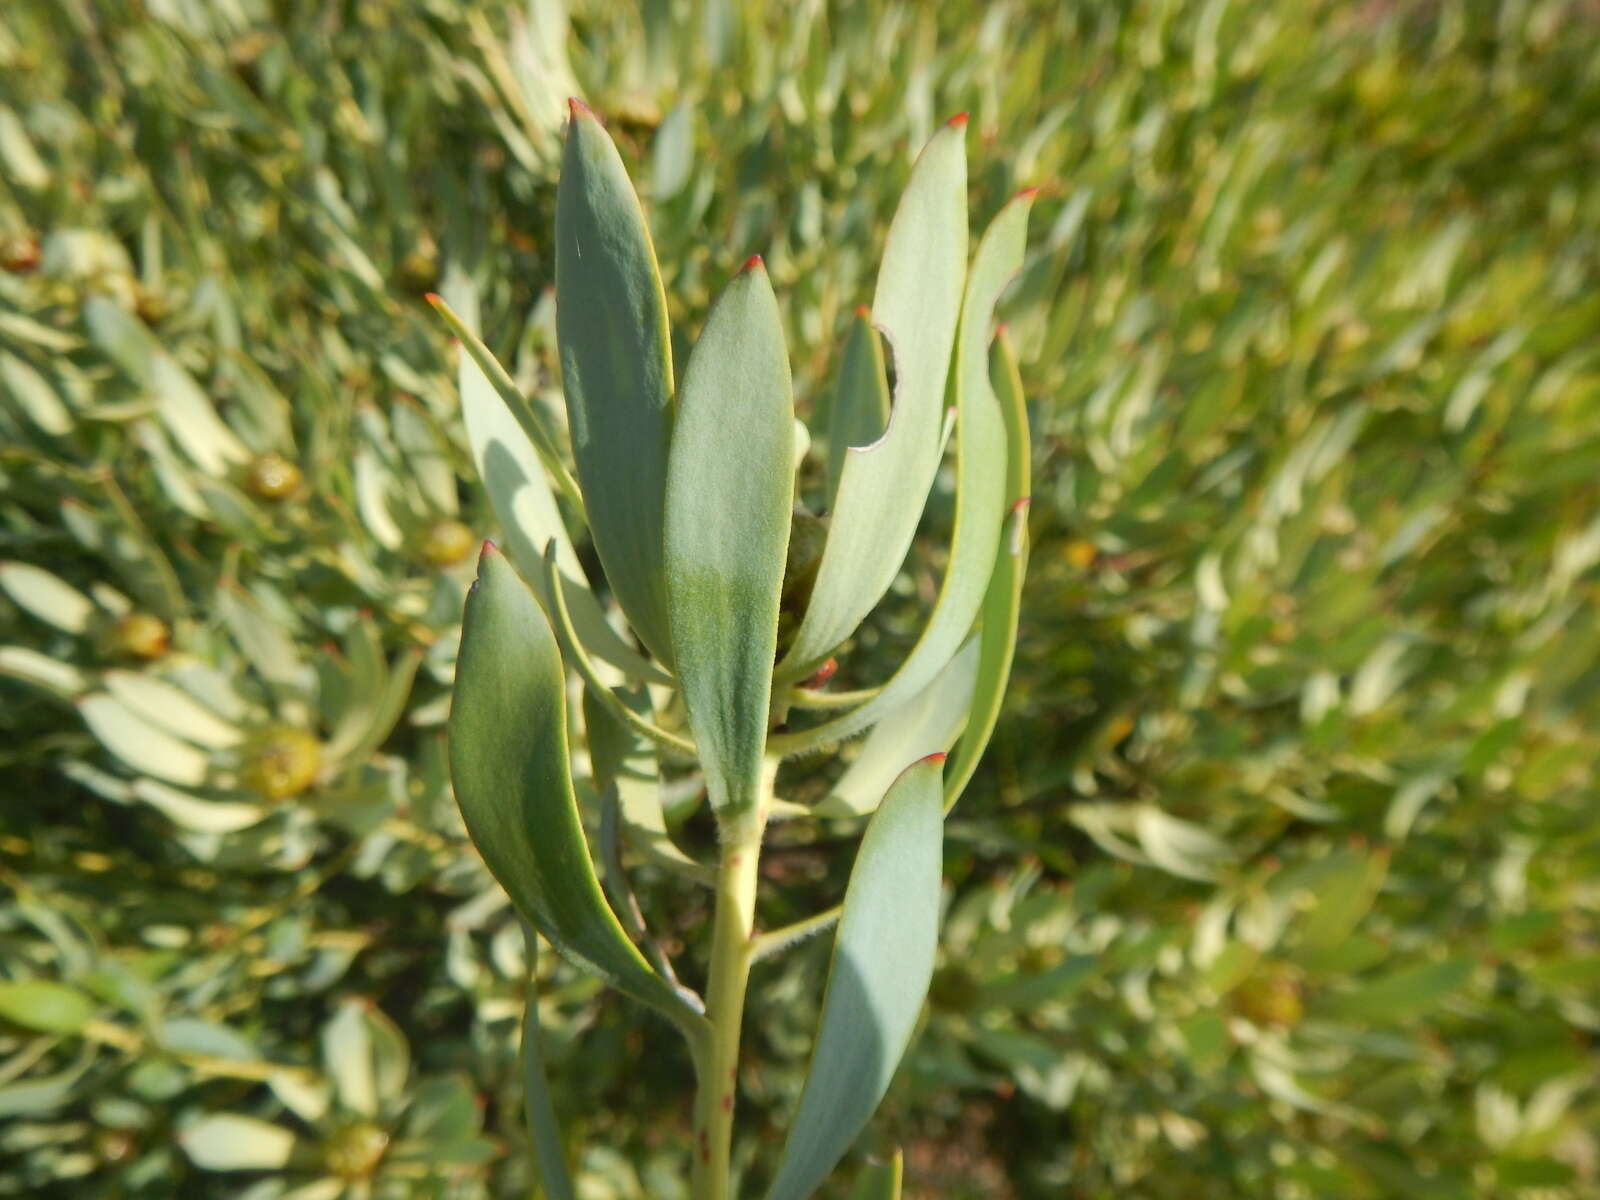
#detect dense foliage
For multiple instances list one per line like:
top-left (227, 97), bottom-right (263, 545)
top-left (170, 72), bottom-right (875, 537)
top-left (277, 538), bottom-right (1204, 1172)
top-left (2, 1), bottom-right (1596, 1197)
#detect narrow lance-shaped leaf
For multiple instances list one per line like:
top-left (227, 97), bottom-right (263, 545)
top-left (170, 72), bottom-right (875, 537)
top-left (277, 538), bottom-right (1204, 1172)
top-left (774, 190), bottom-right (1035, 754)
top-left (521, 933), bottom-right (579, 1200)
top-left (778, 118), bottom-right (968, 679)
top-left (826, 310), bottom-right (891, 502)
top-left (765, 755), bottom-right (945, 1200)
top-left (446, 276), bottom-right (669, 684)
top-left (448, 545), bottom-right (704, 1033)
top-left (557, 101), bottom-right (676, 665)
top-left (944, 331), bottom-right (1031, 810)
top-left (664, 259), bottom-right (794, 821)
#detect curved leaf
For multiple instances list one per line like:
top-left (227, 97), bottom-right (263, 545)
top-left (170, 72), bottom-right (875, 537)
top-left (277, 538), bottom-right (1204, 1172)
top-left (765, 755), bottom-right (945, 1200)
top-left (449, 544), bottom-right (703, 1032)
top-left (664, 260), bottom-right (794, 821)
top-left (556, 102), bottom-right (675, 665)
top-left (774, 190), bottom-right (1034, 754)
top-left (944, 332), bottom-right (1032, 810)
top-left (778, 120), bottom-right (968, 678)
top-left (0, 980), bottom-right (95, 1035)
top-left (449, 282), bottom-right (669, 685)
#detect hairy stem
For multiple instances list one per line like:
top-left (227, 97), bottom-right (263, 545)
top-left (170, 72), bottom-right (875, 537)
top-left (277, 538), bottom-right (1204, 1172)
top-left (691, 765), bottom-right (774, 1199)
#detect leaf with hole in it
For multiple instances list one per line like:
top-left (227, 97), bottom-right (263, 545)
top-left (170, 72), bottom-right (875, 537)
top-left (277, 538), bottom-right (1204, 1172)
top-left (449, 545), bottom-right (703, 1033)
top-left (775, 190), bottom-right (1034, 756)
top-left (664, 261), bottom-right (794, 820)
top-left (447, 282), bottom-right (666, 685)
top-left (557, 102), bottom-right (676, 665)
top-left (945, 332), bottom-right (1031, 809)
top-left (0, 980), bottom-right (96, 1035)
top-left (848, 1151), bottom-right (904, 1200)
top-left (826, 312), bottom-right (890, 502)
top-left (778, 120), bottom-right (968, 678)
top-left (766, 755), bottom-right (945, 1200)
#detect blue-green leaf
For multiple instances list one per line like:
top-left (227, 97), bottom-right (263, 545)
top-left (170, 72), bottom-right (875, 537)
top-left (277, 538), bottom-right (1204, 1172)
top-left (944, 332), bottom-right (1031, 810)
top-left (557, 101), bottom-right (675, 665)
top-left (663, 260), bottom-right (794, 821)
top-left (774, 190), bottom-right (1034, 755)
top-left (449, 545), bottom-right (704, 1033)
top-left (778, 120), bottom-right (968, 678)
top-left (521, 934), bottom-right (579, 1200)
top-left (765, 755), bottom-right (945, 1200)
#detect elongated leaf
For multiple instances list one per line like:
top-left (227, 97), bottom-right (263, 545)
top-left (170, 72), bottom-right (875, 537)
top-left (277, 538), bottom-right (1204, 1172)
top-left (766, 755), bottom-right (945, 1200)
top-left (0, 981), bottom-right (95, 1035)
top-left (103, 671), bottom-right (243, 749)
top-left (778, 120), bottom-right (968, 677)
top-left (944, 333), bottom-right (1031, 809)
top-left (557, 102), bottom-right (675, 664)
top-left (449, 282), bottom-right (667, 684)
top-left (826, 312), bottom-right (890, 501)
top-left (0, 646), bottom-right (88, 699)
top-left (0, 561), bottom-right (96, 634)
top-left (180, 1113), bottom-right (297, 1171)
top-left (848, 1152), bottom-right (904, 1200)
top-left (0, 351), bottom-right (72, 436)
top-left (774, 190), bottom-right (1034, 753)
top-left (449, 545), bottom-right (702, 1031)
top-left (131, 779), bottom-right (267, 834)
top-left (583, 686), bottom-right (712, 883)
top-left (521, 935), bottom-right (579, 1200)
top-left (819, 637), bottom-right (978, 818)
top-left (664, 260), bottom-right (794, 819)
top-left (78, 693), bottom-right (210, 786)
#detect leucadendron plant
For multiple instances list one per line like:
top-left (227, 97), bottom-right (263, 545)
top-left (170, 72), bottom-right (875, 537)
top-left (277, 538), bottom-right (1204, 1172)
top-left (434, 100), bottom-right (1033, 1200)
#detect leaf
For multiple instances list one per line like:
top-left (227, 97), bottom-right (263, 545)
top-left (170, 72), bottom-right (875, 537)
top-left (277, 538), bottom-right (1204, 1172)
top-left (180, 1113), bottom-right (297, 1171)
top-left (583, 686), bottom-right (712, 884)
top-left (0, 350), bottom-right (72, 436)
top-left (766, 755), bottom-right (945, 1200)
top-left (0, 1042), bottom-right (95, 1119)
top-left (826, 312), bottom-right (891, 502)
top-left (663, 260), bottom-right (794, 820)
top-left (1325, 958), bottom-right (1475, 1023)
top-left (131, 779), bottom-right (267, 834)
top-left (84, 296), bottom-right (248, 474)
top-left (0, 981), bottom-right (96, 1035)
top-left (777, 119), bottom-right (968, 677)
top-left (103, 671), bottom-right (243, 749)
top-left (78, 693), bottom-right (211, 787)
top-left (1296, 846), bottom-right (1390, 954)
top-left (1135, 807), bottom-right (1237, 882)
top-left (0, 561), bottom-right (96, 634)
top-left (322, 1000), bottom-right (378, 1117)
top-left (774, 189), bottom-right (1033, 753)
top-left (449, 545), bottom-right (704, 1033)
top-left (521, 936), bottom-right (579, 1200)
top-left (818, 637), bottom-right (978, 818)
top-left (943, 333), bottom-right (1031, 808)
top-left (447, 283), bottom-right (666, 684)
top-left (556, 102), bottom-right (676, 664)
top-left (0, 645), bottom-right (89, 699)
top-left (848, 1151), bottom-right (903, 1200)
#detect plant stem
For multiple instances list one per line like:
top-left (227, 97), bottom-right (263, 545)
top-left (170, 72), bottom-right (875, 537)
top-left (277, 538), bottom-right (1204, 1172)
top-left (691, 766), bottom-right (774, 1199)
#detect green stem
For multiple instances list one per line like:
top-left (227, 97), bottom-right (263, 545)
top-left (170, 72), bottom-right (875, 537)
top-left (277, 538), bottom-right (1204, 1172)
top-left (691, 767), bottom-right (773, 1199)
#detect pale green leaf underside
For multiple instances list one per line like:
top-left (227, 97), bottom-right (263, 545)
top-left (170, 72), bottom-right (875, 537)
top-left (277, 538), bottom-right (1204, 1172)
top-left (448, 548), bottom-right (700, 1030)
top-left (774, 191), bottom-right (1034, 754)
top-left (778, 123), bottom-right (969, 678)
top-left (557, 106), bottom-right (676, 666)
top-left (452, 281), bottom-right (668, 684)
top-left (818, 636), bottom-right (978, 818)
top-left (765, 756), bottom-right (945, 1200)
top-left (663, 265), bottom-right (794, 818)
top-left (945, 333), bottom-right (1031, 810)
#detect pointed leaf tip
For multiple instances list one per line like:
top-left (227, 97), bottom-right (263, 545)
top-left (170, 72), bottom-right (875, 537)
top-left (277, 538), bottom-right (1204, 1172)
top-left (742, 254), bottom-right (764, 272)
top-left (946, 112), bottom-right (970, 128)
top-left (1016, 186), bottom-right (1041, 200)
top-left (480, 539), bottom-right (499, 558)
top-left (854, 305), bottom-right (870, 318)
top-left (919, 751), bottom-right (948, 765)
top-left (801, 658), bottom-right (838, 689)
top-left (567, 97), bottom-right (594, 119)
top-left (424, 292), bottom-right (444, 307)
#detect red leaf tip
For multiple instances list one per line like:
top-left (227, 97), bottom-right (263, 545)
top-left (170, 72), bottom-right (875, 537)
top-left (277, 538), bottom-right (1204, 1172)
top-left (1016, 186), bottom-right (1042, 200)
top-left (567, 97), bottom-right (594, 119)
top-left (480, 539), bottom-right (500, 558)
top-left (854, 305), bottom-right (871, 318)
top-left (946, 112), bottom-right (970, 129)
top-left (800, 658), bottom-right (839, 689)
top-left (741, 254), bottom-right (765, 272)
top-left (1010, 496), bottom-right (1032, 514)
top-left (423, 292), bottom-right (443, 307)
top-left (919, 751), bottom-right (949, 765)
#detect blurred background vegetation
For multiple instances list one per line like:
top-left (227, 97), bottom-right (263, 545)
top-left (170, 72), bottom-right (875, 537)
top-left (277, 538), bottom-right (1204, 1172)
top-left (2, 0), bottom-right (1597, 1196)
